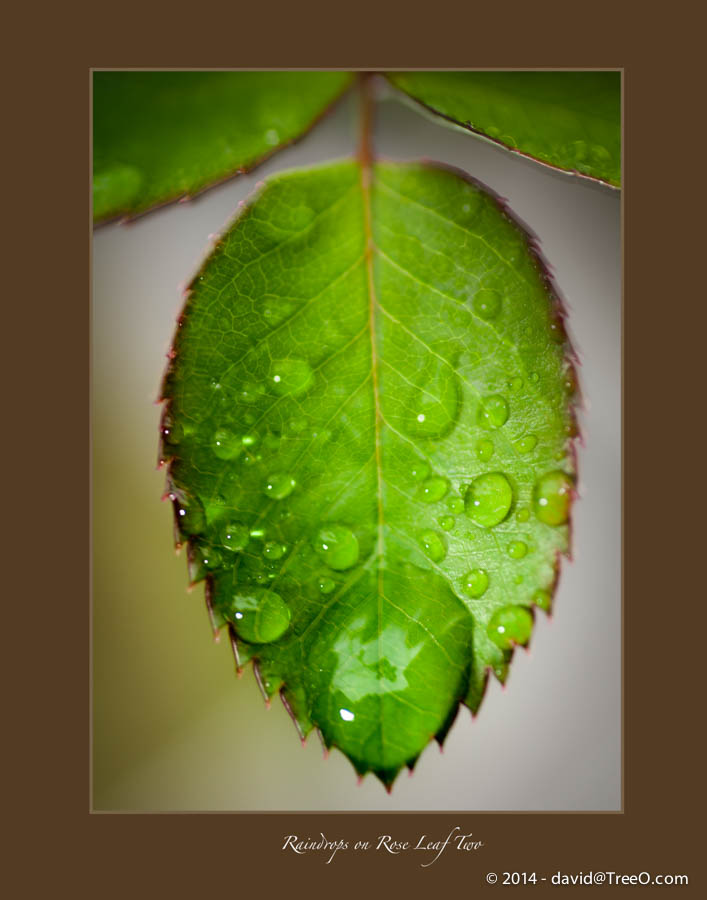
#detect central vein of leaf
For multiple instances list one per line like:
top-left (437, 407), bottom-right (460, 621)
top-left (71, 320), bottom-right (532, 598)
top-left (358, 78), bottom-right (385, 593)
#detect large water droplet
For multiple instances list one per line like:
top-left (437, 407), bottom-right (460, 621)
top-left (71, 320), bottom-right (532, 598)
top-left (221, 522), bottom-right (250, 552)
top-left (507, 540), bottom-right (527, 559)
top-left (418, 530), bottom-right (446, 562)
top-left (313, 525), bottom-right (359, 570)
top-left (212, 428), bottom-right (241, 460)
top-left (462, 568), bottom-right (489, 598)
top-left (270, 358), bottom-right (314, 397)
top-left (464, 473), bottom-right (513, 528)
top-left (477, 395), bottom-right (509, 429)
top-left (514, 434), bottom-right (538, 454)
top-left (487, 605), bottom-right (533, 649)
top-left (225, 586), bottom-right (291, 643)
top-left (533, 471), bottom-right (573, 525)
top-left (264, 473), bottom-right (296, 500)
top-left (476, 438), bottom-right (494, 462)
top-left (472, 289), bottom-right (502, 320)
top-left (418, 476), bottom-right (449, 503)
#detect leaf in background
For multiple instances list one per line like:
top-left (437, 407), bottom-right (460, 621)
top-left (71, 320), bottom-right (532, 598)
top-left (159, 159), bottom-right (578, 787)
top-left (92, 71), bottom-right (352, 223)
top-left (387, 71), bottom-right (621, 187)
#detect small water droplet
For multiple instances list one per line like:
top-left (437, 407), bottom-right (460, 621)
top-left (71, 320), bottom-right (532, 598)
top-left (264, 473), bottom-right (296, 500)
top-left (529, 372), bottom-right (539, 384)
top-left (263, 298), bottom-right (294, 325)
top-left (195, 542), bottom-right (222, 571)
top-left (514, 434), bottom-right (538, 454)
top-left (402, 364), bottom-right (461, 439)
top-left (533, 471), bottom-right (573, 525)
top-left (270, 358), bottom-right (314, 398)
top-left (263, 541), bottom-right (286, 560)
top-left (476, 438), bottom-right (494, 462)
top-left (339, 708), bottom-right (355, 722)
top-left (411, 460), bottom-right (431, 482)
top-left (174, 496), bottom-right (205, 534)
top-left (313, 525), bottom-right (359, 570)
top-left (464, 473), bottom-right (513, 528)
top-left (507, 376), bottom-right (523, 392)
top-left (212, 428), bottom-right (241, 460)
top-left (438, 515), bottom-right (455, 531)
top-left (487, 605), bottom-right (533, 649)
top-left (472, 288), bottom-right (502, 320)
top-left (265, 128), bottom-right (280, 146)
top-left (225, 586), bottom-right (290, 643)
top-left (477, 395), bottom-right (509, 429)
top-left (240, 382), bottom-right (265, 404)
top-left (462, 568), bottom-right (488, 598)
top-left (507, 540), bottom-right (527, 559)
top-left (318, 577), bottom-right (336, 594)
top-left (418, 476), bottom-right (449, 503)
top-left (446, 495), bottom-right (464, 515)
top-left (161, 419), bottom-right (184, 447)
top-left (516, 508), bottom-right (530, 523)
top-left (221, 522), bottom-right (250, 552)
top-left (533, 588), bottom-right (552, 611)
top-left (418, 530), bottom-right (446, 562)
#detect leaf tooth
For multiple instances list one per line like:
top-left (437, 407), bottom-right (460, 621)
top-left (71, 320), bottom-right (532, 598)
top-left (280, 689), bottom-right (306, 744)
top-left (252, 661), bottom-right (271, 708)
top-left (203, 580), bottom-right (220, 642)
top-left (227, 624), bottom-right (243, 675)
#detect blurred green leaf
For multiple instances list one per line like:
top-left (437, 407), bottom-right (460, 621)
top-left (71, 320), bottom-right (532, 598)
top-left (159, 159), bottom-right (577, 787)
top-left (92, 71), bottom-right (352, 222)
top-left (387, 71), bottom-right (621, 187)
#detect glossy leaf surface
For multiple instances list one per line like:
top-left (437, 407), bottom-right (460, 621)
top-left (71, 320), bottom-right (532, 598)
top-left (388, 71), bottom-right (621, 187)
top-left (160, 160), bottom-right (577, 786)
top-left (92, 71), bottom-right (352, 222)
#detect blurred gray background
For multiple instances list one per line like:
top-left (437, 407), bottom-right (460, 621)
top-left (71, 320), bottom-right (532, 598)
top-left (92, 78), bottom-right (621, 811)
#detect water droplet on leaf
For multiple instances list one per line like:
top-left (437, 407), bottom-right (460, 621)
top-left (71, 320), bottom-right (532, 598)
top-left (476, 438), bottom-right (494, 462)
top-left (221, 522), bottom-right (250, 552)
top-left (507, 540), bottom-right (527, 559)
top-left (472, 288), bottom-right (502, 320)
top-left (464, 473), bottom-right (513, 528)
top-left (533, 471), bottom-right (573, 525)
top-left (270, 358), bottom-right (314, 397)
top-left (418, 530), bottom-right (446, 562)
top-left (477, 395), bottom-right (509, 429)
top-left (438, 515), bottom-right (455, 531)
top-left (225, 586), bottom-right (291, 643)
top-left (514, 434), bottom-right (538, 454)
top-left (212, 428), bottom-right (241, 460)
top-left (264, 473), bottom-right (296, 500)
top-left (418, 476), bottom-right (449, 503)
top-left (533, 588), bottom-right (552, 611)
top-left (263, 541), bottom-right (286, 560)
top-left (313, 525), bottom-right (359, 570)
top-left (487, 605), bottom-right (533, 649)
top-left (462, 568), bottom-right (489, 598)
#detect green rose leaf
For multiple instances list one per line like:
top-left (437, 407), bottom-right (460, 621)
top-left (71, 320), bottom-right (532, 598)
top-left (387, 71), bottom-right (621, 187)
top-left (159, 159), bottom-right (577, 787)
top-left (92, 71), bottom-right (352, 222)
